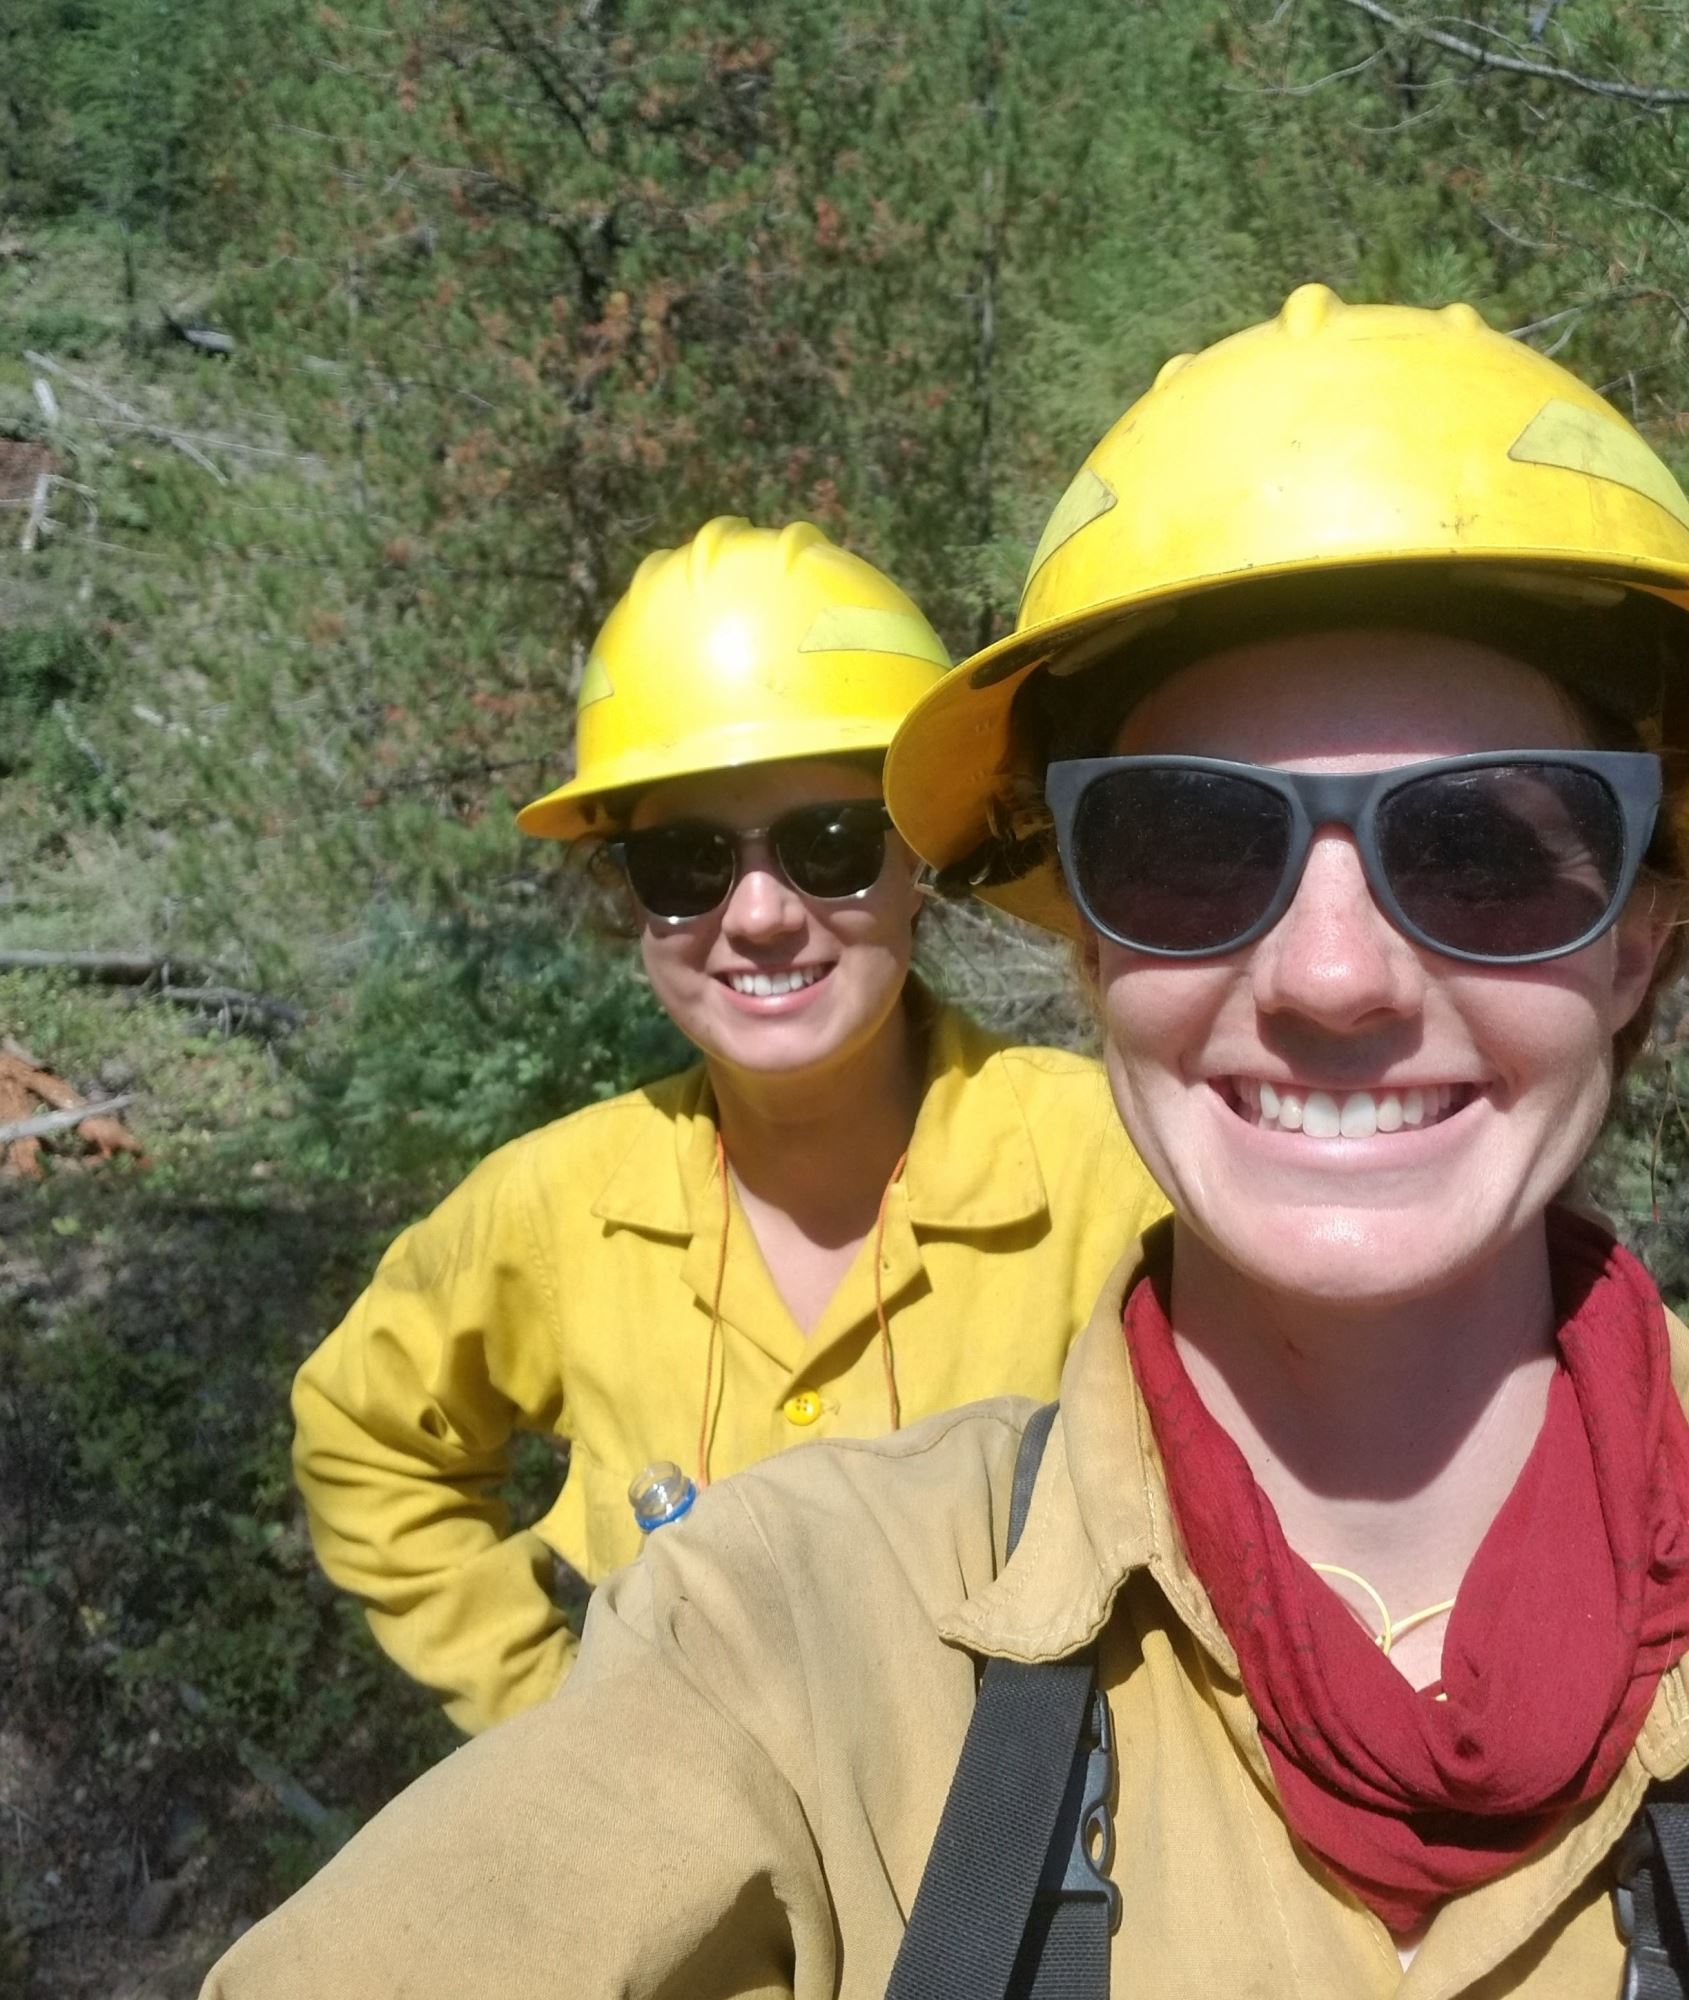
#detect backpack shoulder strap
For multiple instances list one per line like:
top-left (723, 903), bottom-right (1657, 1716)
top-left (885, 1404), bottom-right (1116, 2000)
top-left (1008, 1400), bottom-right (1059, 1555)
top-left (1617, 1771), bottom-right (1689, 2000)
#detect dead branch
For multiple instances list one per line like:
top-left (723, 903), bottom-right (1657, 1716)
top-left (131, 702), bottom-right (211, 745)
top-left (1509, 290), bottom-right (1674, 359)
top-left (163, 313), bottom-right (237, 357)
top-left (1540, 174), bottom-right (1689, 261)
top-left (0, 950), bottom-right (303, 1032)
top-left (21, 350), bottom-right (230, 484)
top-left (51, 701), bottom-right (108, 779)
top-left (1336, 0), bottom-right (1689, 105)
top-left (62, 416), bottom-right (309, 463)
top-left (155, 984), bottom-right (305, 1030)
top-left (18, 471), bottom-right (50, 553)
top-left (178, 1684), bottom-right (351, 1843)
top-left (0, 1095), bottom-right (136, 1146)
top-left (1247, 47), bottom-right (1386, 96)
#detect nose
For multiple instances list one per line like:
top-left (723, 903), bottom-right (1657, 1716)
top-left (1250, 830), bottom-right (1425, 1030)
top-left (719, 837), bottom-right (806, 943)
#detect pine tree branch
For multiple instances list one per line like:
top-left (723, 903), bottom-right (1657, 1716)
top-left (1336, 0), bottom-right (1689, 106)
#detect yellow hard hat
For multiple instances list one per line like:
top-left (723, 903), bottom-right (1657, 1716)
top-left (518, 517), bottom-right (950, 841)
top-left (884, 284), bottom-right (1689, 934)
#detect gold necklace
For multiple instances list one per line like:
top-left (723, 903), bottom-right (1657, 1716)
top-left (1311, 1563), bottom-right (1456, 1659)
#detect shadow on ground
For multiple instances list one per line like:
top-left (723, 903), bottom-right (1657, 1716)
top-left (0, 1176), bottom-right (457, 1998)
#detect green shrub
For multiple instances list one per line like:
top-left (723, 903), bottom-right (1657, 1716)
top-left (290, 913), bottom-right (690, 1192)
top-left (0, 620), bottom-right (109, 775)
top-left (1590, 1031), bottom-right (1689, 1315)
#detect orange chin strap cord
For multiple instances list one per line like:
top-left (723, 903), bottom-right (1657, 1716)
top-left (696, 1131), bottom-right (732, 1490)
top-left (696, 1132), bottom-right (909, 1488)
top-left (873, 1152), bottom-right (909, 1432)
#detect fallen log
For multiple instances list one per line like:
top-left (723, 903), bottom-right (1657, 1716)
top-left (0, 1093), bottom-right (135, 1146)
top-left (0, 948), bottom-right (178, 981)
top-left (0, 950), bottom-right (302, 1033)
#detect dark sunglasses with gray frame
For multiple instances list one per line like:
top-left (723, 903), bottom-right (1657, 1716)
top-left (1044, 750), bottom-right (1663, 966)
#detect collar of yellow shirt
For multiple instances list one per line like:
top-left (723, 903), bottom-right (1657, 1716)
top-left (587, 992), bottom-right (1054, 1375)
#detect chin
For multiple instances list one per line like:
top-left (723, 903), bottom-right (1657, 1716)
top-left (1192, 1203), bottom-right (1513, 1314)
top-left (692, 1001), bottom-right (859, 1078)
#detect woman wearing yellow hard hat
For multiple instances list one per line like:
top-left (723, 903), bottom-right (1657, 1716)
top-left (209, 291), bottom-right (1689, 1998)
top-left (290, 516), bottom-right (1169, 1734)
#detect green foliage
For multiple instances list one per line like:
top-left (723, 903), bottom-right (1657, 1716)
top-left (0, 619), bottom-right (104, 767)
top-left (1, 0), bottom-right (255, 243)
top-left (1590, 1032), bottom-right (1689, 1312)
top-left (0, 619), bottom-right (125, 824)
top-left (294, 911), bottom-right (689, 1189)
top-left (0, 2), bottom-right (76, 219)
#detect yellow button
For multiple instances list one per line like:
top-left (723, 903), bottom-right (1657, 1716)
top-left (784, 1390), bottom-right (823, 1427)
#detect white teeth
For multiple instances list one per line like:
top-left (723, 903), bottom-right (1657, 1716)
top-left (727, 967), bottom-right (826, 998)
top-left (1233, 1080), bottom-right (1474, 1139)
top-left (1302, 1091), bottom-right (1341, 1139)
top-left (1339, 1092), bottom-right (1376, 1139)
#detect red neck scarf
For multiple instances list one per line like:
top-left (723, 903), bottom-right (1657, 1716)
top-left (1123, 1210), bottom-right (1689, 1934)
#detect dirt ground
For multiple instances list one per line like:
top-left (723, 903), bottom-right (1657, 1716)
top-left (0, 1718), bottom-right (263, 1999)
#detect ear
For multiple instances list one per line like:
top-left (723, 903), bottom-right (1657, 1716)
top-left (1076, 925), bottom-right (1103, 993)
top-left (1609, 880), bottom-right (1678, 1030)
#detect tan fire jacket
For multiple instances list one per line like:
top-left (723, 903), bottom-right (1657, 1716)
top-left (207, 1255), bottom-right (1689, 1999)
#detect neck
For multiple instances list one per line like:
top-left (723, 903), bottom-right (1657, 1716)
top-left (709, 995), bottom-right (925, 1243)
top-left (1167, 1217), bottom-right (1559, 1670)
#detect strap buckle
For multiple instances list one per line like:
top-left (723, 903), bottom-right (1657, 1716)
top-left (1616, 1813), bottom-right (1652, 1945)
top-left (1038, 1686), bottom-right (1122, 1934)
top-left (1614, 1810), bottom-right (1679, 2000)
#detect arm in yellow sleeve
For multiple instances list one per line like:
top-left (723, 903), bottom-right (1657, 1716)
top-left (291, 1140), bottom-right (573, 1734)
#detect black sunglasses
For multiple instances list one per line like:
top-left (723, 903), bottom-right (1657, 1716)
top-left (605, 801), bottom-right (894, 921)
top-left (1044, 751), bottom-right (1662, 965)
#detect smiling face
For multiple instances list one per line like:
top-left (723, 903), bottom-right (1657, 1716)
top-left (1088, 630), bottom-right (1667, 1308)
top-left (630, 757), bottom-right (923, 1084)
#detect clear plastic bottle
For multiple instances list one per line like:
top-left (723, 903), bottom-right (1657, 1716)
top-left (628, 1460), bottom-right (698, 1533)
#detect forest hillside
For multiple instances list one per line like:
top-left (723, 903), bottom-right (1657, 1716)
top-left (3, 2), bottom-right (1688, 1991)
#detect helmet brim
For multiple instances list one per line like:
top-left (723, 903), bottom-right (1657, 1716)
top-left (885, 547), bottom-right (1689, 940)
top-left (518, 716), bottom-right (904, 842)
